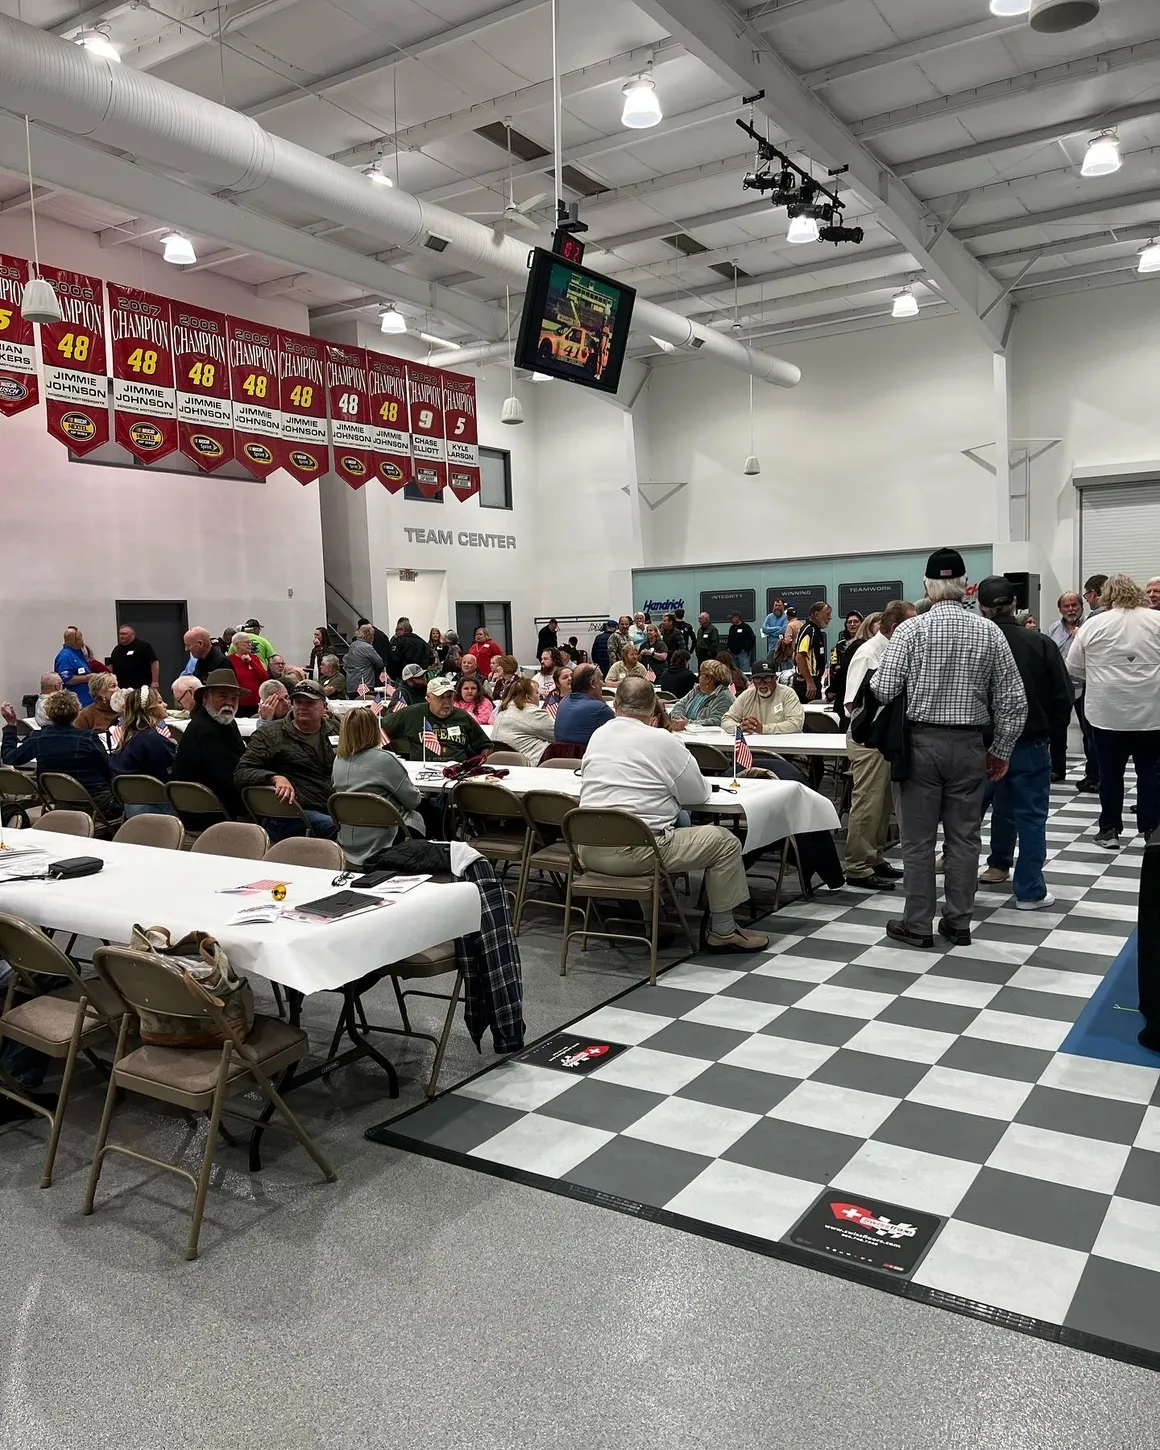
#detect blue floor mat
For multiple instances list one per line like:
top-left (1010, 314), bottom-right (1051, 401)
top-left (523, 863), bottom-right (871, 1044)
top-left (1059, 929), bottom-right (1160, 1069)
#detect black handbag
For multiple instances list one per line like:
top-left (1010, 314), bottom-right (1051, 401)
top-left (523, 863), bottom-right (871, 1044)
top-left (850, 677), bottom-right (911, 781)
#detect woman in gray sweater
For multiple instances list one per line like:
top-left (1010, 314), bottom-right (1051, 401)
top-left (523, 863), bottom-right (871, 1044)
top-left (331, 706), bottom-right (424, 864)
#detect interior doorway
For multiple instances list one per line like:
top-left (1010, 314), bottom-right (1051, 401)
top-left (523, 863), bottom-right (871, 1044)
top-left (114, 600), bottom-right (189, 694)
top-left (456, 601), bottom-right (512, 653)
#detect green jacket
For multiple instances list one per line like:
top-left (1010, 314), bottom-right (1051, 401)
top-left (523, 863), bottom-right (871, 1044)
top-left (229, 633), bottom-right (276, 666)
top-left (694, 624), bottom-right (721, 662)
top-left (234, 714), bottom-right (335, 812)
top-left (669, 684), bottom-right (732, 727)
top-left (380, 703), bottom-right (490, 762)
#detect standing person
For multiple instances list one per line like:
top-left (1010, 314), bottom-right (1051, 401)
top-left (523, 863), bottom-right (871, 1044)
top-left (673, 608), bottom-right (696, 655)
top-left (761, 599), bottom-right (789, 661)
top-left (309, 626), bottom-right (329, 680)
top-left (639, 624), bottom-right (669, 678)
top-left (237, 619), bottom-right (276, 666)
top-left (465, 625), bottom-right (503, 679)
top-left (726, 612), bottom-right (756, 673)
top-left (108, 624), bottom-right (159, 691)
top-left (343, 624), bottom-right (384, 697)
top-left (827, 612), bottom-right (863, 702)
top-left (1047, 592), bottom-right (1089, 785)
top-left (1147, 577), bottom-right (1160, 610)
top-left (358, 616), bottom-right (392, 666)
top-left (694, 611), bottom-right (720, 664)
top-left (608, 616), bottom-right (633, 665)
top-left (1084, 573), bottom-right (1108, 615)
top-left (871, 548), bottom-right (1026, 949)
top-left (630, 612), bottom-right (648, 647)
top-left (842, 600), bottom-right (916, 890)
top-left (427, 627), bottom-right (448, 673)
top-left (536, 618), bottom-right (559, 655)
top-left (1067, 574), bottom-right (1160, 850)
top-left (831, 613), bottom-right (878, 728)
top-left (227, 632), bottom-right (269, 715)
top-left (385, 617), bottom-right (430, 681)
top-left (793, 601), bottom-right (833, 702)
top-left (54, 627), bottom-right (92, 707)
top-left (590, 621), bottom-right (616, 673)
top-left (976, 577), bottom-right (1073, 906)
top-left (184, 626), bottom-right (230, 683)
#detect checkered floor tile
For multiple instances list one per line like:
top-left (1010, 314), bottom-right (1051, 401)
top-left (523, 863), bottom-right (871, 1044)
top-left (379, 762), bottom-right (1160, 1360)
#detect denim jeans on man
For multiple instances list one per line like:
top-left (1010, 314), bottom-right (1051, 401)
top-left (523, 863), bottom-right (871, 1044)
top-left (734, 650), bottom-right (753, 673)
top-left (264, 810), bottom-right (339, 843)
top-left (983, 738), bottom-right (1051, 903)
top-left (0, 964), bottom-right (51, 1088)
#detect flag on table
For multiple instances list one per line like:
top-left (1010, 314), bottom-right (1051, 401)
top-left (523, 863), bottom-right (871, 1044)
top-left (356, 682), bottom-right (369, 697)
top-left (545, 698), bottom-right (559, 718)
top-left (422, 718), bottom-right (443, 756)
top-left (734, 725), bottom-right (753, 772)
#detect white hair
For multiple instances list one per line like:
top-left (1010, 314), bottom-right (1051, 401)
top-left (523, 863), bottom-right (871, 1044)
top-left (233, 631), bottom-right (251, 647)
top-left (924, 575), bottom-right (968, 603)
top-left (259, 678), bottom-right (289, 700)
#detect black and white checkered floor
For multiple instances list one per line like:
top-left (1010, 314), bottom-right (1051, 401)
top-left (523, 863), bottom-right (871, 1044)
top-left (375, 764), bottom-right (1160, 1362)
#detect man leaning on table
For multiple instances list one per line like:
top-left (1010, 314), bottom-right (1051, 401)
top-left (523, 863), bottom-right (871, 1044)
top-left (234, 679), bottom-right (340, 841)
top-left (579, 677), bottom-right (768, 953)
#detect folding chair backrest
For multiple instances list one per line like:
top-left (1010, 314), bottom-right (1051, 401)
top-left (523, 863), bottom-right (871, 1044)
top-left (684, 742), bottom-right (731, 774)
top-left (0, 910), bottom-right (82, 994)
top-left (327, 790), bottom-right (410, 838)
top-left (562, 807), bottom-right (659, 854)
top-left (523, 790), bottom-right (577, 833)
top-left (264, 837), bottom-right (343, 869)
top-left (537, 758), bottom-right (581, 771)
top-left (190, 821), bottom-right (270, 859)
top-left (0, 766), bottom-right (42, 805)
top-left (484, 750), bottom-right (528, 767)
top-left (34, 810), bottom-right (94, 838)
top-left (38, 772), bottom-right (98, 811)
top-left (93, 945), bottom-right (216, 1035)
top-left (804, 712), bottom-right (842, 733)
top-left (166, 780), bottom-right (229, 820)
top-left (452, 780), bottom-right (529, 829)
top-left (114, 814), bottom-right (185, 850)
top-left (242, 784), bottom-right (307, 824)
top-left (112, 773), bottom-right (171, 809)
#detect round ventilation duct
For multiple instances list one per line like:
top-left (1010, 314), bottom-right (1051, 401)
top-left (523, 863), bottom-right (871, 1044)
top-left (1030, 0), bottom-right (1100, 32)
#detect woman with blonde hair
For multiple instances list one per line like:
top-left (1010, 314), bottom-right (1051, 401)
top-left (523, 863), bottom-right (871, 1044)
top-left (490, 653), bottom-right (521, 704)
top-left (331, 705), bottom-right (424, 864)
top-left (110, 686), bottom-right (177, 815)
top-left (668, 658), bottom-right (734, 730)
top-left (74, 672), bottom-right (120, 732)
top-left (491, 674), bottom-right (556, 765)
top-left (1068, 573), bottom-right (1160, 850)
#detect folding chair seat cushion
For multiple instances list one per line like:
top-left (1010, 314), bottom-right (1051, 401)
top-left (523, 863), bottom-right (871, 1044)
top-left (469, 832), bottom-right (527, 861)
top-left (571, 869), bottom-right (655, 896)
top-left (527, 841), bottom-right (570, 871)
top-left (396, 943), bottom-right (457, 976)
top-left (112, 1016), bottom-right (306, 1101)
top-left (3, 991), bottom-right (107, 1047)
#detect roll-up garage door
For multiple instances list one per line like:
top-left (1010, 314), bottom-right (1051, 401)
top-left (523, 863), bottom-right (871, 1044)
top-left (1080, 480), bottom-right (1160, 583)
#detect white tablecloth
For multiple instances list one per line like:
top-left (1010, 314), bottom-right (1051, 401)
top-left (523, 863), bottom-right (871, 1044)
top-left (404, 762), bottom-right (838, 854)
top-left (679, 726), bottom-right (849, 757)
top-left (0, 829), bottom-right (480, 996)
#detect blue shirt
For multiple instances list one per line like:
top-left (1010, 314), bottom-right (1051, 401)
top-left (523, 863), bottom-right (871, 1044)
top-left (762, 612), bottom-right (788, 645)
top-left (2, 722), bottom-right (113, 795)
top-left (54, 646), bottom-right (93, 707)
top-left (553, 693), bottom-right (614, 746)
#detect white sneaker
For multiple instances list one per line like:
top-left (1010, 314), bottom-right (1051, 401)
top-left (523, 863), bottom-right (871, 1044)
top-left (1016, 893), bottom-right (1056, 912)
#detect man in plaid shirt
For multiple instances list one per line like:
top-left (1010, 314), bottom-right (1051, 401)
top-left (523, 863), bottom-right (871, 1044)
top-left (872, 547), bottom-right (1026, 950)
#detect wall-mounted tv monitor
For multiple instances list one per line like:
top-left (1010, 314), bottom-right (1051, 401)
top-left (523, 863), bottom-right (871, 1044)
top-left (514, 248), bottom-right (636, 394)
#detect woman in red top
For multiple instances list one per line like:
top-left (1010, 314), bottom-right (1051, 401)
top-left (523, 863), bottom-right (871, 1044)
top-left (229, 632), bottom-right (269, 715)
top-left (467, 626), bottom-right (504, 677)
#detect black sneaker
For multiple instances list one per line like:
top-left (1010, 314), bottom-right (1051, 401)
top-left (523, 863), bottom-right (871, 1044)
top-left (1075, 778), bottom-right (1100, 794)
top-left (1051, 772), bottom-right (1067, 784)
top-left (1094, 829), bottom-right (1120, 850)
top-left (938, 917), bottom-right (972, 947)
top-left (845, 873), bottom-right (896, 891)
top-left (872, 861), bottom-right (903, 879)
top-left (886, 919), bottom-right (933, 949)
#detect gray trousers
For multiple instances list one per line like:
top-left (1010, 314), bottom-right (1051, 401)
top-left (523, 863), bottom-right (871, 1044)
top-left (892, 728), bottom-right (987, 935)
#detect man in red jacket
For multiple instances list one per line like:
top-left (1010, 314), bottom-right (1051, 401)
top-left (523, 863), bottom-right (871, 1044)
top-left (467, 626), bottom-right (504, 677)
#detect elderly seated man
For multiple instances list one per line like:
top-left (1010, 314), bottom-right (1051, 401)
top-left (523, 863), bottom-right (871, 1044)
top-left (171, 668), bottom-right (246, 823)
top-left (266, 654), bottom-right (288, 680)
top-left (579, 677), bottom-right (768, 953)
top-left (318, 653), bottom-right (347, 699)
top-left (380, 675), bottom-right (491, 761)
top-left (234, 679), bottom-right (339, 840)
top-left (30, 672), bottom-right (62, 728)
top-left (668, 657), bottom-right (735, 730)
top-left (169, 673), bottom-right (201, 717)
top-left (722, 662), bottom-right (805, 736)
top-left (256, 677), bottom-right (291, 726)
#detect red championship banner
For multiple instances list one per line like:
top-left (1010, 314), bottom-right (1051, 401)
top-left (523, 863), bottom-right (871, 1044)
top-left (0, 255), bottom-right (39, 419)
top-left (443, 369), bottom-right (480, 502)
top-left (277, 330), bottom-right (328, 485)
top-left (37, 264), bottom-right (108, 456)
top-left (326, 343), bottom-right (373, 490)
top-left (172, 302), bottom-right (233, 470)
top-left (368, 353), bottom-right (412, 493)
top-left (229, 318), bottom-right (280, 478)
top-left (107, 283), bottom-right (177, 463)
top-left (407, 363), bottom-right (447, 499)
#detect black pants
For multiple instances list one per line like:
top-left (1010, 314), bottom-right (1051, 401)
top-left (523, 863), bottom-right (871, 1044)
top-left (1051, 693), bottom-right (1095, 779)
top-left (1092, 727), bottom-right (1160, 838)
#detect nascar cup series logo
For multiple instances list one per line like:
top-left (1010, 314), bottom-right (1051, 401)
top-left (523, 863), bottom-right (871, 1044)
top-left (289, 449), bottom-right (318, 472)
top-left (340, 454), bottom-right (367, 478)
top-left (190, 433), bottom-right (224, 460)
top-left (379, 459), bottom-right (404, 484)
top-left (128, 420), bottom-right (165, 452)
top-left (60, 411), bottom-right (96, 444)
top-left (243, 442), bottom-right (274, 468)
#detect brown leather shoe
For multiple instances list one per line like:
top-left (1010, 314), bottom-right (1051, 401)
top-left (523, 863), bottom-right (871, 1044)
top-left (886, 919), bottom-right (934, 950)
top-left (706, 927), bottom-right (770, 953)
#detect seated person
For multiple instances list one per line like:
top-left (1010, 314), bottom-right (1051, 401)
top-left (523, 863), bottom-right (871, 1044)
top-left (74, 672), bottom-right (119, 732)
top-left (281, 666), bottom-right (307, 688)
top-left (33, 672), bottom-right (62, 727)
top-left (399, 662), bottom-right (429, 707)
top-left (55, 627), bottom-right (93, 707)
top-left (490, 653), bottom-right (521, 703)
top-left (169, 673), bottom-right (200, 717)
top-left (458, 652), bottom-right (491, 699)
top-left (267, 654), bottom-right (287, 680)
top-left (110, 686), bottom-right (177, 815)
top-left (579, 678), bottom-right (767, 952)
top-left (564, 635), bottom-right (585, 664)
top-left (722, 662), bottom-right (805, 736)
top-left (380, 676), bottom-right (491, 762)
top-left (657, 649), bottom-right (696, 700)
top-left (668, 658), bottom-right (735, 730)
top-left (331, 706), bottom-right (424, 865)
top-left (228, 631), bottom-right (269, 715)
top-left (2, 688), bottom-right (116, 816)
top-left (553, 664), bottom-right (613, 749)
top-left (454, 673), bottom-right (494, 724)
top-left (255, 678), bottom-right (291, 727)
top-left (606, 644), bottom-right (649, 685)
top-left (234, 679), bottom-right (339, 841)
top-left (532, 649), bottom-right (562, 698)
top-left (318, 654), bottom-right (347, 699)
top-left (492, 675), bottom-right (556, 765)
top-left (544, 664), bottom-right (572, 713)
top-left (171, 669), bottom-right (246, 822)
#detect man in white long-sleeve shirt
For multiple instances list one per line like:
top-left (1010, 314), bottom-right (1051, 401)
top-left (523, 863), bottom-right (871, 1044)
top-left (579, 677), bottom-right (768, 952)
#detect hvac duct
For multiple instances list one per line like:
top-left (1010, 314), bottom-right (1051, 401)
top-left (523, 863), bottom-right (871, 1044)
top-left (0, 13), bottom-right (800, 388)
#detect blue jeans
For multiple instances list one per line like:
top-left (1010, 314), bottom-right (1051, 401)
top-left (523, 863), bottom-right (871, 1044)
top-left (734, 650), bottom-right (753, 673)
top-left (123, 803), bottom-right (176, 819)
top-left (264, 810), bottom-right (340, 843)
top-left (985, 738), bottom-right (1051, 902)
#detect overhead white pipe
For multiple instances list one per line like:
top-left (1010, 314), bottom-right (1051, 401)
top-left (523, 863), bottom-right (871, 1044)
top-left (0, 13), bottom-right (800, 388)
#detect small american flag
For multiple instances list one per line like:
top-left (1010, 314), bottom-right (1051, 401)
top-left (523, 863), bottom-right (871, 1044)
top-left (545, 698), bottom-right (559, 718)
top-left (422, 718), bottom-right (443, 756)
top-left (734, 725), bottom-right (753, 772)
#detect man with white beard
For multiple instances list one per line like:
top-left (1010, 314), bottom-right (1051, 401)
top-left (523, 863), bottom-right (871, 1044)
top-left (171, 668), bottom-right (246, 824)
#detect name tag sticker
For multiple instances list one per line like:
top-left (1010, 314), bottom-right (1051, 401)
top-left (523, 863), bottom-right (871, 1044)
top-left (447, 725), bottom-right (462, 740)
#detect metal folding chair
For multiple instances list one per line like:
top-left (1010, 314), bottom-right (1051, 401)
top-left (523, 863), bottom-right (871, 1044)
top-left (451, 780), bottom-right (534, 917)
top-left (37, 772), bottom-right (118, 834)
top-left (242, 784), bottom-right (314, 837)
top-left (111, 774), bottom-right (171, 813)
top-left (113, 814), bottom-right (185, 850)
top-left (684, 741), bottom-right (732, 775)
top-left (0, 766), bottom-right (43, 828)
top-left (263, 837), bottom-right (343, 870)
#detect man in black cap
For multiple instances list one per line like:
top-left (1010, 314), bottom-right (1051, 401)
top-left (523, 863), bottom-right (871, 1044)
top-left (234, 678), bottom-right (339, 840)
top-left (872, 547), bottom-right (1027, 949)
top-left (976, 576), bottom-right (1073, 909)
top-left (171, 668), bottom-right (246, 823)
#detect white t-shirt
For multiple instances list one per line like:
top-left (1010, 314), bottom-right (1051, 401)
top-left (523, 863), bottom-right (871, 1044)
top-left (844, 631), bottom-right (888, 709)
top-left (580, 716), bottom-right (710, 834)
top-left (1067, 607), bottom-right (1160, 732)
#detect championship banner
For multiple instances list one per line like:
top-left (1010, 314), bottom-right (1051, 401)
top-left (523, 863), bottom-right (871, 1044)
top-left (228, 318), bottom-right (280, 478)
top-left (172, 302), bottom-right (233, 471)
top-left (107, 283), bottom-right (177, 463)
top-left (326, 343), bottom-right (373, 489)
top-left (277, 330), bottom-right (328, 485)
top-left (0, 255), bottom-right (39, 419)
top-left (37, 264), bottom-right (109, 456)
top-left (443, 369), bottom-right (480, 502)
top-left (368, 352), bottom-right (412, 493)
top-left (407, 363), bottom-right (447, 498)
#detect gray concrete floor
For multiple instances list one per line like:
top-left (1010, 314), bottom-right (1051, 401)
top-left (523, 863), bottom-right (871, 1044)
top-left (2, 859), bottom-right (1156, 1447)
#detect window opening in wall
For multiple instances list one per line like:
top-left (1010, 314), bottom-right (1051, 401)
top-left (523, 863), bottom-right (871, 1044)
top-left (479, 447), bottom-right (512, 510)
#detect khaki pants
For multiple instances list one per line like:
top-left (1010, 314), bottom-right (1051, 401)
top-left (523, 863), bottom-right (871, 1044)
top-left (581, 824), bottom-right (749, 914)
top-left (845, 739), bottom-right (893, 878)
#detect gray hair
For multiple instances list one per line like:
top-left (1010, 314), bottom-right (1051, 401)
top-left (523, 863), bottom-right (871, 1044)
top-left (232, 631), bottom-right (251, 647)
top-left (356, 624), bottom-right (375, 643)
top-left (615, 676), bottom-right (655, 720)
top-left (923, 576), bottom-right (967, 603)
top-left (321, 653), bottom-right (340, 668)
top-left (172, 674), bottom-right (198, 700)
top-left (259, 678), bottom-right (289, 700)
top-left (39, 672), bottom-right (62, 694)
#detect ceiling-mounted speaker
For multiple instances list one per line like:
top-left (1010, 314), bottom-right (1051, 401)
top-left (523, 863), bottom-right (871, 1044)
top-left (1029, 0), bottom-right (1100, 32)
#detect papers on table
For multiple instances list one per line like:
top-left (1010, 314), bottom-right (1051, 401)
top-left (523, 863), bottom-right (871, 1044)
top-left (217, 878), bottom-right (289, 896)
top-left (227, 901), bottom-right (284, 926)
top-left (0, 846), bottom-right (49, 880)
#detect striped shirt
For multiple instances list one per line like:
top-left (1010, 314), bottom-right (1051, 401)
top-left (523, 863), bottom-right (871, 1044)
top-left (873, 602), bottom-right (1027, 759)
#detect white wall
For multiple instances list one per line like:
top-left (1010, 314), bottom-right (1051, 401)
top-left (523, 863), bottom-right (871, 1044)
top-left (0, 214), bottom-right (326, 702)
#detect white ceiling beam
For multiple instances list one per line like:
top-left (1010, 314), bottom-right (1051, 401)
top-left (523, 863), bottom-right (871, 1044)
top-left (255, 272), bottom-right (312, 296)
top-left (956, 187), bottom-right (1160, 241)
top-left (802, 17), bottom-right (1024, 88)
top-left (243, 0), bottom-right (545, 119)
top-left (852, 39), bottom-right (1160, 140)
top-left (925, 146), bottom-right (1160, 212)
top-left (185, 248), bottom-right (252, 272)
top-left (1017, 261), bottom-right (1154, 301)
top-left (744, 0), bottom-right (857, 28)
top-left (617, 240), bottom-right (904, 288)
top-left (631, 0), bottom-right (1008, 349)
top-left (979, 223), bottom-right (1160, 268)
top-left (893, 100), bottom-right (1160, 179)
top-left (687, 270), bottom-right (927, 323)
top-left (736, 299), bottom-right (957, 345)
top-left (130, 0), bottom-right (303, 73)
top-left (2, 117), bottom-right (507, 339)
top-left (0, 184), bottom-right (55, 213)
top-left (98, 220), bottom-right (171, 247)
top-left (650, 247), bottom-right (913, 305)
top-left (50, 1), bottom-right (129, 35)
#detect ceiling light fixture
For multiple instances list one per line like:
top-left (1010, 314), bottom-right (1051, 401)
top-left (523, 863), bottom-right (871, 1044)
top-left (379, 303), bottom-right (406, 334)
top-left (1081, 131), bottom-right (1122, 178)
top-left (76, 26), bottom-right (121, 61)
top-left (892, 286), bottom-right (920, 319)
top-left (786, 211), bottom-right (820, 245)
top-left (365, 160), bottom-right (394, 186)
top-left (1029, 0), bottom-right (1101, 33)
top-left (161, 232), bottom-right (196, 265)
top-left (621, 73), bottom-right (662, 130)
top-left (988, 0), bottom-right (1030, 14)
top-left (502, 284), bottom-right (523, 424)
top-left (19, 115), bottom-right (61, 325)
top-left (1138, 238), bottom-right (1160, 274)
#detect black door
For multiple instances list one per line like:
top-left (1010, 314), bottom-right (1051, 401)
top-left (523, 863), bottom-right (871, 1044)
top-left (455, 601), bottom-right (511, 653)
top-left (115, 600), bottom-right (189, 698)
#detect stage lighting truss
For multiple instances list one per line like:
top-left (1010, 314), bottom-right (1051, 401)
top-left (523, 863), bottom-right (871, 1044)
top-left (737, 115), bottom-right (864, 248)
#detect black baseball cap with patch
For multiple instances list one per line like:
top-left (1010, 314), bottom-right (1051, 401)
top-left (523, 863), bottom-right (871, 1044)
top-left (976, 575), bottom-right (1017, 608)
top-left (925, 547), bottom-right (967, 580)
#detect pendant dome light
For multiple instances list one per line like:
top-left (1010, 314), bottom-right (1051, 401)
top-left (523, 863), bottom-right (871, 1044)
top-left (621, 72), bottom-right (662, 130)
top-left (19, 115), bottom-right (61, 325)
